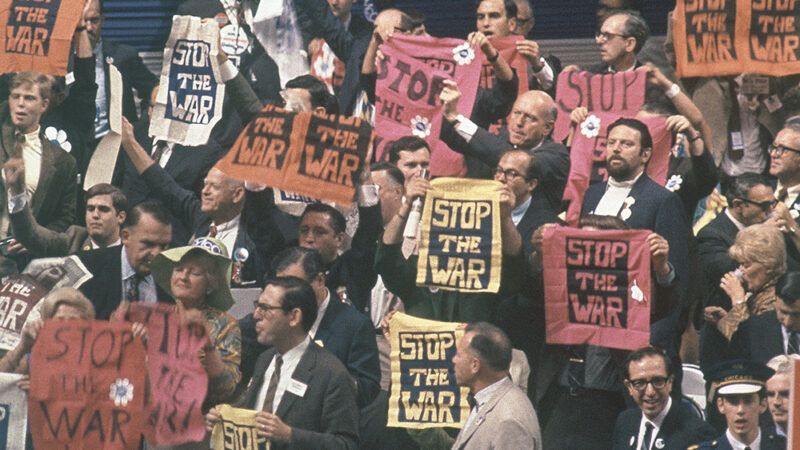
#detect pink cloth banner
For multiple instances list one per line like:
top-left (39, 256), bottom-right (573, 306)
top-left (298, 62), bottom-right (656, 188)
top-left (480, 35), bottom-right (529, 135)
top-left (543, 227), bottom-right (651, 351)
top-left (563, 112), bottom-right (670, 225)
top-left (553, 68), bottom-right (647, 143)
top-left (375, 34), bottom-right (482, 176)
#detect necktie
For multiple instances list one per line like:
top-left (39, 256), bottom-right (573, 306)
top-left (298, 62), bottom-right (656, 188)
top-left (467, 393), bottom-right (477, 411)
top-left (778, 187), bottom-right (789, 203)
top-left (151, 141), bottom-right (168, 165)
top-left (13, 131), bottom-right (24, 158)
top-left (125, 273), bottom-right (144, 302)
top-left (640, 422), bottom-right (654, 450)
top-left (261, 355), bottom-right (283, 413)
top-left (208, 224), bottom-right (218, 238)
top-left (788, 332), bottom-right (800, 355)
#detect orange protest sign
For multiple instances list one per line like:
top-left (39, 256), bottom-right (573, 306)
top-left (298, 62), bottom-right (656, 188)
top-left (674, 0), bottom-right (800, 77)
top-left (0, 0), bottom-right (84, 75)
top-left (215, 104), bottom-right (373, 204)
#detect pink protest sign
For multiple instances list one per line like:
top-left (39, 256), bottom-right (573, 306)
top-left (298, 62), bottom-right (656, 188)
top-left (375, 34), bottom-right (482, 176)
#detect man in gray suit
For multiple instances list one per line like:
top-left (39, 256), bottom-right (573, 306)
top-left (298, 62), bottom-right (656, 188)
top-left (206, 276), bottom-right (359, 449)
top-left (451, 322), bottom-right (541, 450)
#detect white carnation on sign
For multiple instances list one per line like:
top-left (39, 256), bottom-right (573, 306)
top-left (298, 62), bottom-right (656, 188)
top-left (579, 115), bottom-right (601, 139)
top-left (631, 279), bottom-right (646, 303)
top-left (665, 174), bottom-right (683, 192)
top-left (410, 115), bottom-right (432, 138)
top-left (45, 126), bottom-right (72, 152)
top-left (452, 42), bottom-right (475, 66)
top-left (109, 378), bottom-right (134, 407)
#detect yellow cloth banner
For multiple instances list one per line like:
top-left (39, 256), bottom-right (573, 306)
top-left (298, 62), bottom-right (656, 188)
top-left (416, 178), bottom-right (503, 293)
top-left (210, 404), bottom-right (269, 450)
top-left (388, 313), bottom-right (470, 429)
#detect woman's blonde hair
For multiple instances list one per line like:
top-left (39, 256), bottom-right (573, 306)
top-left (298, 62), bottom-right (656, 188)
top-left (729, 223), bottom-right (787, 279)
top-left (41, 288), bottom-right (95, 320)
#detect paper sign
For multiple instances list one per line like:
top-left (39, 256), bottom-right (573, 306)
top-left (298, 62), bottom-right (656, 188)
top-left (29, 320), bottom-right (146, 450)
top-left (374, 34), bottom-right (482, 177)
top-left (150, 15), bottom-right (226, 147)
top-left (84, 63), bottom-right (123, 189)
top-left (0, 373), bottom-right (27, 450)
top-left (124, 302), bottom-right (208, 446)
top-left (0, 0), bottom-right (84, 75)
top-left (0, 274), bottom-right (46, 351)
top-left (215, 104), bottom-right (373, 204)
top-left (416, 178), bottom-right (503, 293)
top-left (542, 227), bottom-right (651, 351)
top-left (388, 313), bottom-right (470, 429)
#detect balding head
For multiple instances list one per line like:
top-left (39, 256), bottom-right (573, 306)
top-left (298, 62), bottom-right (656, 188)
top-left (201, 168), bottom-right (245, 223)
top-left (374, 9), bottom-right (413, 33)
top-left (507, 90), bottom-right (557, 148)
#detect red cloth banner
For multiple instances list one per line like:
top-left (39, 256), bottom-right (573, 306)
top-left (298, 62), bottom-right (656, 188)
top-left (542, 227), bottom-right (651, 351)
top-left (480, 35), bottom-right (529, 135)
top-left (125, 303), bottom-right (208, 446)
top-left (0, 274), bottom-right (46, 351)
top-left (562, 112), bottom-right (670, 225)
top-left (790, 358), bottom-right (800, 450)
top-left (29, 320), bottom-right (146, 450)
top-left (553, 68), bottom-right (647, 143)
top-left (0, 0), bottom-right (84, 75)
top-left (375, 34), bottom-right (482, 176)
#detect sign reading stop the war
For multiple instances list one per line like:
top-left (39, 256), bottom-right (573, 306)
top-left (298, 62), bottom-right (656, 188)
top-left (542, 227), bottom-right (651, 351)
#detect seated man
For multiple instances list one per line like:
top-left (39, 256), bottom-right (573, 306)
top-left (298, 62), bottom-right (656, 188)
top-left (5, 158), bottom-right (127, 256)
top-left (206, 277), bottom-right (359, 449)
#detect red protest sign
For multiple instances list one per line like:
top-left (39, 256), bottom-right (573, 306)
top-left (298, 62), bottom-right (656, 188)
top-left (562, 112), bottom-right (670, 225)
top-left (480, 35), bottom-right (530, 135)
top-left (125, 303), bottom-right (208, 446)
top-left (215, 104), bottom-right (373, 204)
top-left (374, 34), bottom-right (482, 177)
top-left (542, 227), bottom-right (651, 351)
top-left (552, 69), bottom-right (647, 143)
top-left (0, 274), bottom-right (46, 351)
top-left (790, 358), bottom-right (800, 450)
top-left (29, 320), bottom-right (146, 450)
top-left (0, 0), bottom-right (84, 75)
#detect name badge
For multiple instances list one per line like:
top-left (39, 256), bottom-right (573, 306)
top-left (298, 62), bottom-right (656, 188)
top-left (287, 379), bottom-right (308, 397)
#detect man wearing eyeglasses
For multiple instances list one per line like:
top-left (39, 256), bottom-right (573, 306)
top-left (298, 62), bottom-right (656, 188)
top-left (612, 346), bottom-right (715, 450)
top-left (590, 10), bottom-right (649, 74)
top-left (770, 123), bottom-right (800, 220)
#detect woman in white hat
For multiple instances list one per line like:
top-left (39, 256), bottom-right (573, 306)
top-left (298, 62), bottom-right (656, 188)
top-left (151, 236), bottom-right (241, 407)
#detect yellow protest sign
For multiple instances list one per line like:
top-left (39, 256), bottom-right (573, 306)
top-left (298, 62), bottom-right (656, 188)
top-left (210, 404), bottom-right (269, 450)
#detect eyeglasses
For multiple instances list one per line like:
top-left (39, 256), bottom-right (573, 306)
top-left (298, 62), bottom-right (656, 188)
top-left (768, 143), bottom-right (800, 157)
top-left (738, 197), bottom-right (777, 212)
top-left (494, 167), bottom-right (524, 180)
top-left (627, 376), bottom-right (670, 391)
top-left (253, 301), bottom-right (284, 315)
top-left (595, 31), bottom-right (629, 42)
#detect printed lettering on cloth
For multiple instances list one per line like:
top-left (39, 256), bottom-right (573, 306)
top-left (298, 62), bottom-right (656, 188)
top-left (0, 274), bottom-right (46, 351)
top-left (124, 302), bottom-right (208, 446)
top-left (374, 34), bottom-right (482, 176)
top-left (29, 320), bottom-right (146, 450)
top-left (552, 68), bottom-right (647, 143)
top-left (480, 35), bottom-right (530, 135)
top-left (562, 112), bottom-right (669, 225)
top-left (388, 313), bottom-right (470, 429)
top-left (309, 38), bottom-right (345, 94)
top-left (542, 227), bottom-right (651, 351)
top-left (0, 373), bottom-right (27, 450)
top-left (674, 0), bottom-right (800, 77)
top-left (150, 15), bottom-right (226, 147)
top-left (0, 0), bottom-right (82, 75)
top-left (417, 178), bottom-right (502, 293)
top-left (210, 404), bottom-right (267, 450)
top-left (215, 104), bottom-right (373, 204)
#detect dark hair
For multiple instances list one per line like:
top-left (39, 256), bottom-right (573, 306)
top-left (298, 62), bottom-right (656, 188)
top-left (465, 322), bottom-right (512, 372)
top-left (725, 173), bottom-right (773, 205)
top-left (608, 10), bottom-right (650, 53)
top-left (607, 117), bottom-right (653, 151)
top-left (123, 200), bottom-right (171, 229)
top-left (500, 149), bottom-right (540, 181)
top-left (623, 345), bottom-right (673, 379)
top-left (86, 183), bottom-right (128, 214)
top-left (475, 0), bottom-right (518, 19)
top-left (578, 214), bottom-right (629, 230)
top-left (406, 9), bottom-right (426, 31)
top-left (264, 276), bottom-right (318, 332)
top-left (300, 203), bottom-right (347, 234)
top-left (272, 247), bottom-right (325, 282)
top-left (285, 75), bottom-right (338, 114)
top-left (777, 272), bottom-right (800, 306)
top-left (387, 136), bottom-right (430, 164)
top-left (371, 161), bottom-right (405, 186)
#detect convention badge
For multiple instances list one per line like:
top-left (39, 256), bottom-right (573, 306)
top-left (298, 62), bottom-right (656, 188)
top-left (764, 94), bottom-right (783, 113)
top-left (214, 12), bottom-right (229, 27)
top-left (654, 438), bottom-right (665, 449)
top-left (287, 379), bottom-right (308, 397)
top-left (220, 24), bottom-right (249, 56)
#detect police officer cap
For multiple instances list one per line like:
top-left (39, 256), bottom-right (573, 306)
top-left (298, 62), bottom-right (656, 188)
top-left (707, 359), bottom-right (774, 397)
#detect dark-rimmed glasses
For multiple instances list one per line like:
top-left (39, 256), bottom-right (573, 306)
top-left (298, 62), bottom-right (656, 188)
top-left (627, 376), bottom-right (669, 391)
top-left (769, 143), bottom-right (800, 158)
top-left (738, 198), bottom-right (777, 212)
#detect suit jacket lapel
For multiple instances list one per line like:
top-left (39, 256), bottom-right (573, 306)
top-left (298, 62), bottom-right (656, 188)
top-left (31, 139), bottom-right (56, 216)
top-left (313, 300), bottom-right (338, 344)
top-left (275, 344), bottom-right (318, 419)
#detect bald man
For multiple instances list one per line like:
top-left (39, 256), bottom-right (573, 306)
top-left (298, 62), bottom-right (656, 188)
top-left (440, 86), bottom-right (570, 211)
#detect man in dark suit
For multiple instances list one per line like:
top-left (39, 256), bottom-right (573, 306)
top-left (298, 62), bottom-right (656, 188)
top-left (770, 123), bottom-right (800, 223)
top-left (77, 201), bottom-right (173, 320)
top-left (207, 276), bottom-right (359, 449)
top-left (439, 88), bottom-right (570, 211)
top-left (730, 271), bottom-right (800, 364)
top-left (612, 346), bottom-right (715, 450)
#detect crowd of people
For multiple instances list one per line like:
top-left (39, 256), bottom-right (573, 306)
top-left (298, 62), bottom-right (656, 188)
top-left (3, 0), bottom-right (800, 448)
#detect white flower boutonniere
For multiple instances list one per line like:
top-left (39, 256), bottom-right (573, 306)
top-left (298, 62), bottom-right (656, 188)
top-left (45, 126), bottom-right (72, 152)
top-left (620, 196), bottom-right (635, 221)
top-left (665, 174), bottom-right (683, 192)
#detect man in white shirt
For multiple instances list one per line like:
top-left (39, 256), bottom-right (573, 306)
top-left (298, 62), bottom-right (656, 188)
top-left (206, 276), bottom-right (359, 449)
